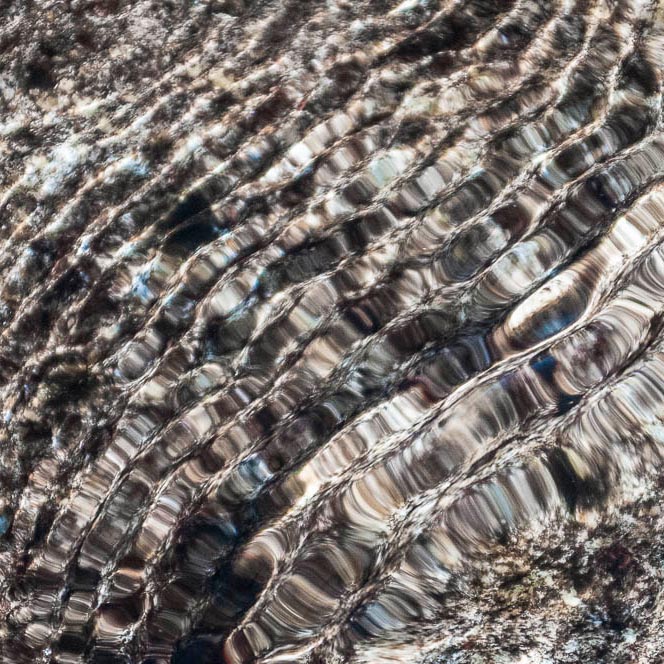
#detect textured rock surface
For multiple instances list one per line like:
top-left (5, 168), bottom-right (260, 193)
top-left (1, 0), bottom-right (664, 662)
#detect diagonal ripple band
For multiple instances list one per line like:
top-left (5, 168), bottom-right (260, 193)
top-left (1, 0), bottom-right (664, 662)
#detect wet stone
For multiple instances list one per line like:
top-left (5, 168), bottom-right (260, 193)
top-left (1, 1), bottom-right (664, 663)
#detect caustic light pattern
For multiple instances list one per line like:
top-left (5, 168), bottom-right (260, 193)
top-left (1, 0), bottom-right (664, 662)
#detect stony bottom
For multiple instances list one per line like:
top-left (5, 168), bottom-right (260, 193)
top-left (1, 0), bottom-right (664, 662)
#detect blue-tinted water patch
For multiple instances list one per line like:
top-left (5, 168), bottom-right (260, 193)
top-left (531, 353), bottom-right (557, 382)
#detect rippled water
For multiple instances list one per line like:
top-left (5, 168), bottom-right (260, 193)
top-left (1, 0), bottom-right (664, 662)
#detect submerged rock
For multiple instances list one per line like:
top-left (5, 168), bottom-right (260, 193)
top-left (0, 0), bottom-right (664, 662)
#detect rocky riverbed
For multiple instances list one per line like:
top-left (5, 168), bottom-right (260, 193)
top-left (1, 1), bottom-right (664, 662)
